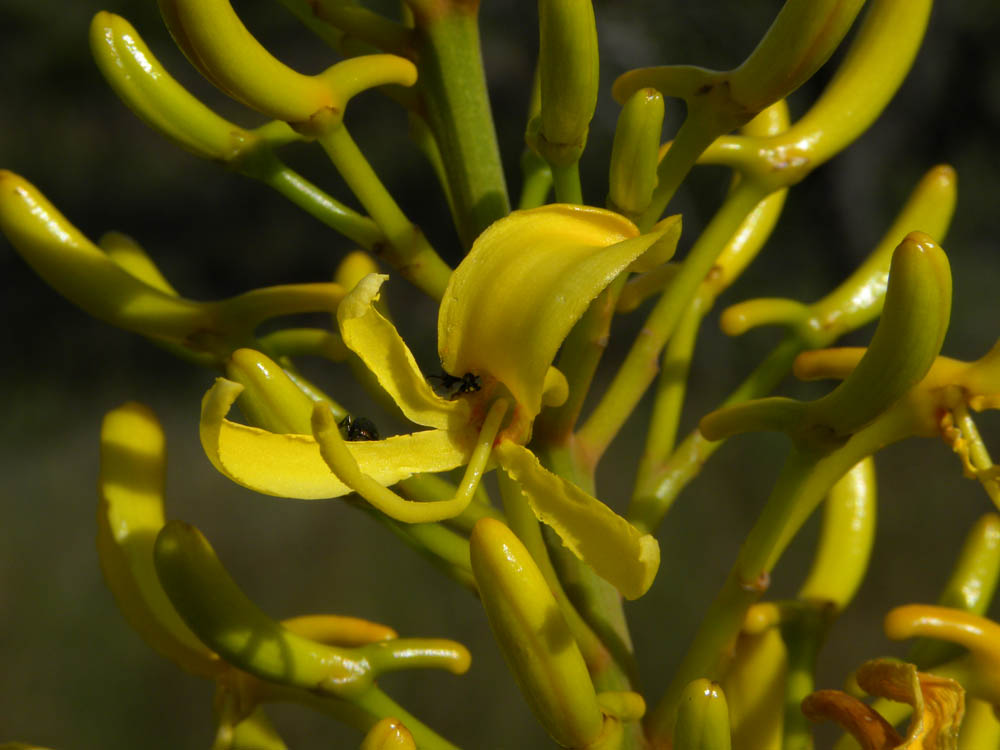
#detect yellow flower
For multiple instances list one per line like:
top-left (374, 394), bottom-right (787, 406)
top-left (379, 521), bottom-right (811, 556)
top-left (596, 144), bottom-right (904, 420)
top-left (201, 204), bottom-right (679, 599)
top-left (802, 659), bottom-right (964, 750)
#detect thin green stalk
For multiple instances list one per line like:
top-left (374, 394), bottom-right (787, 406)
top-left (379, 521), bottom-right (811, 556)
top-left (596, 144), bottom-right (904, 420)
top-left (781, 605), bottom-right (829, 750)
top-left (628, 335), bottom-right (804, 533)
top-left (518, 149), bottom-right (553, 209)
top-left (414, 5), bottom-right (509, 248)
top-left (262, 160), bottom-right (385, 250)
top-left (645, 415), bottom-right (909, 745)
top-left (632, 292), bottom-right (706, 497)
top-left (354, 687), bottom-right (462, 750)
top-left (637, 108), bottom-right (733, 232)
top-left (318, 125), bottom-right (452, 299)
top-left (579, 184), bottom-right (765, 464)
top-left (350, 497), bottom-right (476, 592)
top-left (551, 160), bottom-right (583, 204)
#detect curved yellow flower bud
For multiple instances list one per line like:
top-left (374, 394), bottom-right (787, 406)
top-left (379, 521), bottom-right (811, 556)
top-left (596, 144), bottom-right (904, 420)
top-left (608, 88), bottom-right (665, 219)
top-left (469, 518), bottom-right (604, 748)
top-left (97, 403), bottom-right (223, 679)
top-left (0, 171), bottom-right (204, 339)
top-left (154, 521), bottom-right (471, 696)
top-left (804, 232), bottom-right (950, 438)
top-left (720, 164), bottom-right (957, 343)
top-left (224, 349), bottom-right (318, 435)
top-left (701, 233), bottom-right (951, 443)
top-left (684, 0), bottom-right (933, 192)
top-left (614, 0), bottom-right (863, 129)
top-left (727, 0), bottom-right (865, 114)
top-left (720, 609), bottom-right (785, 750)
top-left (360, 718), bottom-right (416, 750)
top-left (797, 457), bottom-right (876, 612)
top-left (534, 0), bottom-right (599, 166)
top-left (159, 0), bottom-right (416, 128)
top-left (90, 12), bottom-right (279, 162)
top-left (885, 605), bottom-right (1000, 710)
top-left (908, 514), bottom-right (1000, 669)
top-left (0, 172), bottom-right (350, 359)
top-left (673, 679), bottom-right (732, 750)
top-left (439, 205), bottom-right (680, 420)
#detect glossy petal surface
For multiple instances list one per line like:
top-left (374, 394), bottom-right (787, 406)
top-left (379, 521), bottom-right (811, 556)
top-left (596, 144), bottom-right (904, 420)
top-left (339, 274), bottom-right (467, 431)
top-left (200, 378), bottom-right (469, 499)
top-left (496, 441), bottom-right (660, 599)
top-left (438, 205), bottom-right (678, 418)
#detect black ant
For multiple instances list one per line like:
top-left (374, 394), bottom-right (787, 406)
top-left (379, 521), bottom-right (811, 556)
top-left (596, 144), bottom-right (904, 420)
top-left (427, 371), bottom-right (482, 400)
top-left (339, 415), bottom-right (380, 441)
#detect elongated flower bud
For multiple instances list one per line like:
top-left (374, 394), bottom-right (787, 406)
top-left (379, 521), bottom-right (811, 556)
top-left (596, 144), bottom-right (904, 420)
top-left (674, 679), bottom-right (732, 749)
top-left (90, 12), bottom-right (267, 162)
top-left (158, 0), bottom-right (416, 129)
top-left (469, 518), bottom-right (603, 747)
top-left (361, 718), bottom-right (416, 750)
top-left (729, 0), bottom-right (865, 113)
top-left (804, 232), bottom-right (951, 437)
top-left (154, 521), bottom-right (470, 695)
top-left (533, 0), bottom-right (599, 166)
top-left (224, 348), bottom-right (317, 434)
top-left (608, 88), bottom-right (664, 219)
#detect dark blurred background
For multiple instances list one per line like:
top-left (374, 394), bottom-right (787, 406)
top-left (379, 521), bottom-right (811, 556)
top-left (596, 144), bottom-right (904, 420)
top-left (2, 1), bottom-right (999, 747)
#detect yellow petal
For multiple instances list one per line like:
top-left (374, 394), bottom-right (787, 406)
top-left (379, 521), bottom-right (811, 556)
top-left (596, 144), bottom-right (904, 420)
top-left (338, 274), bottom-right (467, 431)
top-left (438, 205), bottom-right (679, 418)
top-left (495, 441), bottom-right (659, 599)
top-left (200, 378), bottom-right (469, 499)
top-left (803, 659), bottom-right (965, 750)
top-left (98, 402), bottom-right (222, 678)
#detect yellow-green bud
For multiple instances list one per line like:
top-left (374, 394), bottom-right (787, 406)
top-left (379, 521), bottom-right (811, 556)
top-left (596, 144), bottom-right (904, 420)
top-left (469, 518), bottom-right (603, 747)
top-left (224, 348), bottom-right (316, 434)
top-left (729, 0), bottom-right (865, 113)
top-left (674, 679), bottom-right (732, 750)
top-left (608, 88), bottom-right (664, 218)
top-left (534, 0), bottom-right (599, 166)
top-left (360, 718), bottom-right (416, 750)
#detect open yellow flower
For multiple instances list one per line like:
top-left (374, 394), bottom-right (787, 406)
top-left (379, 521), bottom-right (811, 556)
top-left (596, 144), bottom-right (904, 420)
top-left (201, 204), bottom-right (679, 599)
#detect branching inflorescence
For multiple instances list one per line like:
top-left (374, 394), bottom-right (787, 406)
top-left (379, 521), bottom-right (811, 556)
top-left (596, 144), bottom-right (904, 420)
top-left (3, 0), bottom-right (999, 748)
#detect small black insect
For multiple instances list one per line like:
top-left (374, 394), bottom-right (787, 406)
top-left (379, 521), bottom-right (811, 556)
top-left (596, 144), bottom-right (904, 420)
top-left (339, 415), bottom-right (380, 441)
top-left (427, 371), bottom-right (482, 400)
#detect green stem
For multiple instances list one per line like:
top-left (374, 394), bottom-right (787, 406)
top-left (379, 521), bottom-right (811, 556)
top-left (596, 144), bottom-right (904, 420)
top-left (637, 107), bottom-right (732, 232)
top-left (414, 5), bottom-right (509, 247)
top-left (518, 149), bottom-right (553, 209)
top-left (645, 416), bottom-right (908, 745)
top-left (551, 160), bottom-right (583, 204)
top-left (632, 293), bottom-right (706, 497)
top-left (350, 498), bottom-right (476, 592)
top-left (354, 687), bottom-right (462, 750)
top-left (781, 605), bottom-right (829, 750)
top-left (579, 184), bottom-right (765, 463)
top-left (258, 158), bottom-right (385, 250)
top-left (628, 335), bottom-right (804, 533)
top-left (318, 125), bottom-right (453, 299)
